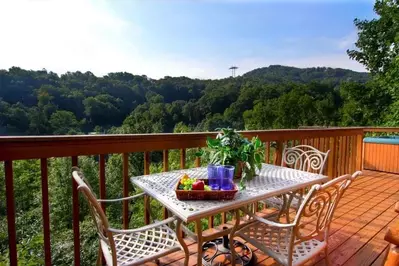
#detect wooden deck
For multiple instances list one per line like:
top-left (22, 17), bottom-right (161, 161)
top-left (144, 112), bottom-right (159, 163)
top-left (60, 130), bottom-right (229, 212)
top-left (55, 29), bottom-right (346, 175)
top-left (145, 170), bottom-right (399, 266)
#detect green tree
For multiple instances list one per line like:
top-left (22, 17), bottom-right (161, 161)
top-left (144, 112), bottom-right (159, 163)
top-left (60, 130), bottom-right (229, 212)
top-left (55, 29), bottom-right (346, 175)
top-left (49, 110), bottom-right (81, 134)
top-left (348, 0), bottom-right (399, 96)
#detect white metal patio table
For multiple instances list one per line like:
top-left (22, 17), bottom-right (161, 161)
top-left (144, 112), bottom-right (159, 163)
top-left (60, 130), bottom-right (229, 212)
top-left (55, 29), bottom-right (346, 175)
top-left (130, 163), bottom-right (328, 266)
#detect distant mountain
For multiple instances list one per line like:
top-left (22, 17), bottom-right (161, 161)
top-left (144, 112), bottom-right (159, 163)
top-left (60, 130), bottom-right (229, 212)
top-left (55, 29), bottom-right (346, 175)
top-left (242, 65), bottom-right (370, 84)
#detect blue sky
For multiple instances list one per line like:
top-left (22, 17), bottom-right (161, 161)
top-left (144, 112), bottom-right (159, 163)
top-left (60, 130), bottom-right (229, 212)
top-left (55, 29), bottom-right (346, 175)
top-left (0, 0), bottom-right (375, 79)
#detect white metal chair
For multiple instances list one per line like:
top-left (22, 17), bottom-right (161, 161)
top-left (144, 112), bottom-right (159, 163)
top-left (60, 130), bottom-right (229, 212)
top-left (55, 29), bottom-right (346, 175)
top-left (231, 171), bottom-right (362, 266)
top-left (72, 167), bottom-right (188, 266)
top-left (262, 145), bottom-right (330, 219)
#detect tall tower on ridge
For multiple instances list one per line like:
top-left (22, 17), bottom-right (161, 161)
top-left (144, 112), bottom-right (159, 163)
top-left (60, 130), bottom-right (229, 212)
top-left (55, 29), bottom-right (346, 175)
top-left (229, 66), bottom-right (238, 77)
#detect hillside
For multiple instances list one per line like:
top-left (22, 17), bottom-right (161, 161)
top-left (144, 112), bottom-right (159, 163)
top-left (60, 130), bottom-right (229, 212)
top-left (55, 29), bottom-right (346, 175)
top-left (243, 65), bottom-right (369, 84)
top-left (0, 65), bottom-right (387, 136)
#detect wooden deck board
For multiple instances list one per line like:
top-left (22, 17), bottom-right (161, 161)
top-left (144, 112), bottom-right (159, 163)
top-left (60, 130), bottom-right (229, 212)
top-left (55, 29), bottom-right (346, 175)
top-left (158, 170), bottom-right (399, 265)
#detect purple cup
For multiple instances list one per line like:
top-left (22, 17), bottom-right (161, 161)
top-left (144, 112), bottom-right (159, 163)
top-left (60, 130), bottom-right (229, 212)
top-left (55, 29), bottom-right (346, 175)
top-left (220, 165), bottom-right (235, 190)
top-left (207, 164), bottom-right (220, 190)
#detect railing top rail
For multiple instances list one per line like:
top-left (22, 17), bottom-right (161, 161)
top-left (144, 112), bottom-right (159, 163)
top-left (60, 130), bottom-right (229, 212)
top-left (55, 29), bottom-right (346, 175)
top-left (363, 127), bottom-right (399, 133)
top-left (0, 127), bottom-right (365, 142)
top-left (0, 128), bottom-right (365, 161)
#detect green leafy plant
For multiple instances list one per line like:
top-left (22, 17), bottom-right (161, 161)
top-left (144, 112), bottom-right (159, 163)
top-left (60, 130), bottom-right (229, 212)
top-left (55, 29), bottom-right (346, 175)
top-left (197, 128), bottom-right (265, 189)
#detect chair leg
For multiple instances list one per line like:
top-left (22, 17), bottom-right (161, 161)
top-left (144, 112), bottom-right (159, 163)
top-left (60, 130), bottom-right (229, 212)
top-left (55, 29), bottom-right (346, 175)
top-left (230, 209), bottom-right (241, 266)
top-left (96, 243), bottom-right (102, 266)
top-left (176, 220), bottom-right (190, 266)
top-left (183, 255), bottom-right (189, 266)
top-left (324, 247), bottom-right (331, 266)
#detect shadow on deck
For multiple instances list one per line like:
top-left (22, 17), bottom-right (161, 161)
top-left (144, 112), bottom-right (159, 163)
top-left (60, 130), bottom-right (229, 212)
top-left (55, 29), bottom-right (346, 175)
top-left (145, 170), bottom-right (399, 266)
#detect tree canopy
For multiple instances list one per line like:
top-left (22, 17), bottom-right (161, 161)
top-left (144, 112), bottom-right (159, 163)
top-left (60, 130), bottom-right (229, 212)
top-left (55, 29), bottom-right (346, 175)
top-left (348, 0), bottom-right (399, 125)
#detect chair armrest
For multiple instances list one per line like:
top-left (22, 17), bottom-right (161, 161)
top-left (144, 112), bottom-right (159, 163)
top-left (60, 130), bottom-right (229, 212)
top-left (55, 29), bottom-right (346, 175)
top-left (97, 192), bottom-right (146, 203)
top-left (108, 216), bottom-right (177, 234)
top-left (240, 206), bottom-right (295, 228)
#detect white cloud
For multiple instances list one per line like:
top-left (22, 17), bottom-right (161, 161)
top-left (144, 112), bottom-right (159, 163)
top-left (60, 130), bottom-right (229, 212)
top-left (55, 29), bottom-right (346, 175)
top-left (337, 31), bottom-right (358, 50)
top-left (0, 0), bottom-right (141, 75)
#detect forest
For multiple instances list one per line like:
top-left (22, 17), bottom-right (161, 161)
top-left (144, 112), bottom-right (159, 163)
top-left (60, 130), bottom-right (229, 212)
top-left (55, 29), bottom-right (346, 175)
top-left (0, 64), bottom-right (388, 137)
top-left (0, 0), bottom-right (398, 265)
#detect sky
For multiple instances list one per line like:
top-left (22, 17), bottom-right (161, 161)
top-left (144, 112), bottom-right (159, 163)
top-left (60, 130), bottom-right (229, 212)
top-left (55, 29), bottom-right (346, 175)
top-left (0, 0), bottom-right (376, 79)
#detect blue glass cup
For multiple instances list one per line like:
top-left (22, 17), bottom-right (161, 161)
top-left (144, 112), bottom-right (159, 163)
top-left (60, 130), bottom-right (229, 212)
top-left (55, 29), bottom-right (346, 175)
top-left (220, 165), bottom-right (235, 190)
top-left (207, 164), bottom-right (220, 190)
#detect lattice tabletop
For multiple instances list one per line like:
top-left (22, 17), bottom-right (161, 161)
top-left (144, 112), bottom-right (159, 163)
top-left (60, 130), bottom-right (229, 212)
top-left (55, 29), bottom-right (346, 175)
top-left (131, 164), bottom-right (328, 222)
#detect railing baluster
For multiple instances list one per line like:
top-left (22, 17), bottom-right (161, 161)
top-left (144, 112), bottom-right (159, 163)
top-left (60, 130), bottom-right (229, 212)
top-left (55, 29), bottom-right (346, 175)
top-left (5, 160), bottom-right (17, 266)
top-left (123, 153), bottom-right (129, 229)
top-left (99, 155), bottom-right (106, 212)
top-left (208, 216), bottom-right (214, 229)
top-left (162, 150), bottom-right (169, 219)
top-left (327, 137), bottom-right (336, 178)
top-left (265, 141), bottom-right (270, 163)
top-left (40, 158), bottom-right (51, 266)
top-left (144, 152), bottom-right (150, 175)
top-left (98, 154), bottom-right (106, 265)
top-left (163, 150), bottom-right (169, 172)
top-left (221, 212), bottom-right (227, 224)
top-left (144, 152), bottom-right (150, 225)
top-left (350, 136), bottom-right (354, 171)
top-left (345, 136), bottom-right (350, 173)
top-left (356, 133), bottom-right (363, 170)
top-left (274, 141), bottom-right (283, 166)
top-left (339, 136), bottom-right (345, 175)
top-left (320, 137), bottom-right (325, 152)
top-left (180, 149), bottom-right (186, 169)
top-left (163, 150), bottom-right (169, 220)
top-left (195, 156), bottom-right (201, 168)
top-left (71, 156), bottom-right (80, 266)
top-left (314, 138), bottom-right (320, 150)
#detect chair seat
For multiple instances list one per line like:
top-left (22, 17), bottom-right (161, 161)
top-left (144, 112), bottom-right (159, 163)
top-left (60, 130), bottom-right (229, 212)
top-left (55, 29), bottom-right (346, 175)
top-left (104, 223), bottom-right (181, 266)
top-left (237, 220), bottom-right (326, 266)
top-left (262, 194), bottom-right (302, 210)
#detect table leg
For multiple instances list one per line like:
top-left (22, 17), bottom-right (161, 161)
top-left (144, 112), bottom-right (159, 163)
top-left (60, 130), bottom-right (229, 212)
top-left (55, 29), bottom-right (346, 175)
top-left (176, 219), bottom-right (190, 266)
top-left (230, 209), bottom-right (241, 266)
top-left (195, 219), bottom-right (203, 266)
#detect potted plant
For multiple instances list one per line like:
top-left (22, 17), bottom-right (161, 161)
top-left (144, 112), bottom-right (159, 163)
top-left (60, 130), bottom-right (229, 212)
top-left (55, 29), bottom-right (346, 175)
top-left (197, 128), bottom-right (265, 189)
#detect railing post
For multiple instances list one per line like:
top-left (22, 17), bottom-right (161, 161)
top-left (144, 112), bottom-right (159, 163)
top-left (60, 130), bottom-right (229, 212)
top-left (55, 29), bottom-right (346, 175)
top-left (356, 133), bottom-right (364, 171)
top-left (40, 158), bottom-right (52, 266)
top-left (5, 160), bottom-right (17, 266)
top-left (71, 156), bottom-right (80, 266)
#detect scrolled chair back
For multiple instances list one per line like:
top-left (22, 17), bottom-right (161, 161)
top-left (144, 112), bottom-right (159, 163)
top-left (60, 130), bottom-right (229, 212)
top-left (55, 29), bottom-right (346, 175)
top-left (282, 145), bottom-right (330, 174)
top-left (293, 171), bottom-right (362, 244)
top-left (72, 167), bottom-right (117, 265)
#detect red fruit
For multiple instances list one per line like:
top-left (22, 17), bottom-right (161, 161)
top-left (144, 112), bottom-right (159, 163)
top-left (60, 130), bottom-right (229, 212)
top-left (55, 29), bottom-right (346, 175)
top-left (192, 180), bottom-right (205, 190)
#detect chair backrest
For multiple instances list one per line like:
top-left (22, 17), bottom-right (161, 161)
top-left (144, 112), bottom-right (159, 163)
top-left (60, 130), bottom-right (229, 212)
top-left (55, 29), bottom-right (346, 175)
top-left (282, 145), bottom-right (330, 174)
top-left (293, 171), bottom-right (362, 243)
top-left (72, 167), bottom-right (117, 265)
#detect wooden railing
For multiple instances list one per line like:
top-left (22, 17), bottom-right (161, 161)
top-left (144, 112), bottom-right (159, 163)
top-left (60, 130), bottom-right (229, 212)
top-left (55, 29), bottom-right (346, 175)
top-left (0, 127), bottom-right (381, 265)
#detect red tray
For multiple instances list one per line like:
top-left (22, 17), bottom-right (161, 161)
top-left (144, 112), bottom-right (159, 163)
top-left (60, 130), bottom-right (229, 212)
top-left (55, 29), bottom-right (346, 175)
top-left (175, 179), bottom-right (238, 200)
